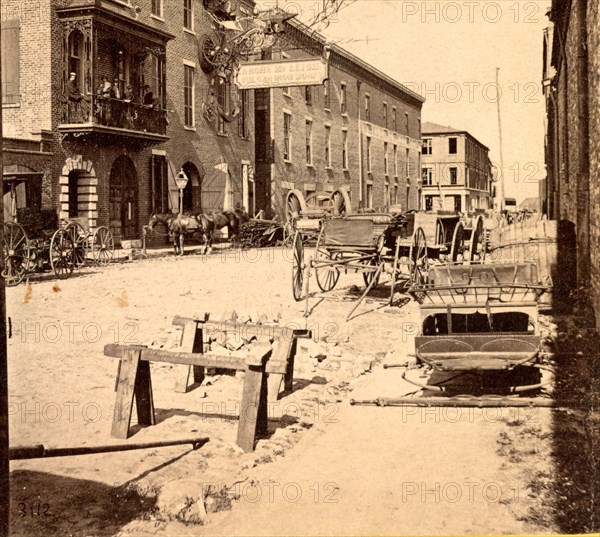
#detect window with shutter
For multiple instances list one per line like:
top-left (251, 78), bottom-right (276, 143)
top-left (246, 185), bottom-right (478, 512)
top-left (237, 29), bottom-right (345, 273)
top-left (1, 20), bottom-right (20, 105)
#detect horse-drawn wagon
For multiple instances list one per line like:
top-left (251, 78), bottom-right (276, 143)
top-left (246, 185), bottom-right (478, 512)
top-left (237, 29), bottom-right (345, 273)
top-left (291, 210), bottom-right (483, 319)
top-left (2, 175), bottom-right (114, 286)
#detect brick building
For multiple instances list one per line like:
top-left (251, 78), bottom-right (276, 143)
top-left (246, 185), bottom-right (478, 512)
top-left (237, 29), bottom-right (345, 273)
top-left (2, 0), bottom-right (424, 240)
top-left (543, 0), bottom-right (598, 322)
top-left (255, 17), bottom-right (424, 219)
top-left (1, 0), bottom-right (255, 245)
top-left (420, 122), bottom-right (493, 213)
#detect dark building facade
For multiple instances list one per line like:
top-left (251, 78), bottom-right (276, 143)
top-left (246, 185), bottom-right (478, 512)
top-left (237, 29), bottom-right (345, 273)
top-left (544, 0), bottom-right (599, 323)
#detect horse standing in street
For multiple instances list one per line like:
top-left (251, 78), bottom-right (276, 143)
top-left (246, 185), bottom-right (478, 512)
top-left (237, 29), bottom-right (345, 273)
top-left (147, 213), bottom-right (204, 255)
top-left (197, 208), bottom-right (249, 253)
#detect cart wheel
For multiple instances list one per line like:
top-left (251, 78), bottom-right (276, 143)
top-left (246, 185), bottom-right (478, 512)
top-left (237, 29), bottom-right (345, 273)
top-left (292, 230), bottom-right (305, 301)
top-left (450, 222), bottom-right (465, 263)
top-left (314, 226), bottom-right (340, 292)
top-left (2, 222), bottom-right (30, 286)
top-left (467, 215), bottom-right (486, 262)
top-left (282, 220), bottom-right (295, 248)
top-left (362, 257), bottom-right (381, 288)
top-left (409, 227), bottom-right (428, 285)
top-left (65, 222), bottom-right (88, 267)
top-left (50, 229), bottom-right (75, 279)
top-left (199, 31), bottom-right (232, 72)
top-left (286, 189), bottom-right (307, 224)
top-left (92, 226), bottom-right (114, 266)
top-left (330, 188), bottom-right (352, 216)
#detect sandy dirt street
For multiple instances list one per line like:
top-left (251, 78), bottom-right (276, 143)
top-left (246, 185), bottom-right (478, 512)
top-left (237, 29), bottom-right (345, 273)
top-left (4, 246), bottom-right (591, 536)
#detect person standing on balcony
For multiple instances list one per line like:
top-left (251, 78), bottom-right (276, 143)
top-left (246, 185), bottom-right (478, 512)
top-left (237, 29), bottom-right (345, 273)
top-left (66, 72), bottom-right (82, 122)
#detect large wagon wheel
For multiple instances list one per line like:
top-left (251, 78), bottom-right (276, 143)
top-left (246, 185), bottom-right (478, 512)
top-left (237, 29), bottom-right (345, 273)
top-left (92, 226), bottom-right (114, 266)
top-left (330, 188), bottom-right (352, 216)
top-left (362, 235), bottom-right (384, 288)
top-left (286, 189), bottom-right (307, 223)
top-left (409, 227), bottom-right (428, 285)
top-left (467, 215), bottom-right (485, 262)
top-left (2, 222), bottom-right (30, 286)
top-left (65, 222), bottom-right (88, 267)
top-left (50, 229), bottom-right (75, 279)
top-left (292, 230), bottom-right (305, 301)
top-left (449, 222), bottom-right (466, 263)
top-left (314, 226), bottom-right (340, 292)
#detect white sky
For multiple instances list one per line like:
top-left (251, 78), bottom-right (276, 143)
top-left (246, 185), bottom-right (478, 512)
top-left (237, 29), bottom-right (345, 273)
top-left (264, 0), bottom-right (551, 203)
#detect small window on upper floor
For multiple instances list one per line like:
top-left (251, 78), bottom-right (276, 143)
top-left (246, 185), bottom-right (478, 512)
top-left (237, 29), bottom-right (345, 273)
top-left (152, 0), bottom-right (163, 17)
top-left (449, 137), bottom-right (457, 154)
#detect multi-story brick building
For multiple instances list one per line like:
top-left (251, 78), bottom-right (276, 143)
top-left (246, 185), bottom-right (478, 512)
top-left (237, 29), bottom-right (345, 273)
top-left (420, 122), bottom-right (493, 213)
top-left (543, 0), bottom-right (598, 323)
top-left (1, 0), bottom-right (255, 245)
top-left (255, 17), bottom-right (424, 219)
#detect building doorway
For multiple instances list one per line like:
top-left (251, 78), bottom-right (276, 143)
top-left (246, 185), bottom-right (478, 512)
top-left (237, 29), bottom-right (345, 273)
top-left (181, 161), bottom-right (201, 212)
top-left (109, 155), bottom-right (138, 243)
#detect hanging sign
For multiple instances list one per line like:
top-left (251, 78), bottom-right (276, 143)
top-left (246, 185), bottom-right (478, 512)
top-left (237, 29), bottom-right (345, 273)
top-left (235, 57), bottom-right (328, 89)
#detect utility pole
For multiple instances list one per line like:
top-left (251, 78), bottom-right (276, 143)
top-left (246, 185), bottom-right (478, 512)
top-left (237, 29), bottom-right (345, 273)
top-left (496, 67), bottom-right (505, 211)
top-left (0, 19), bottom-right (10, 536)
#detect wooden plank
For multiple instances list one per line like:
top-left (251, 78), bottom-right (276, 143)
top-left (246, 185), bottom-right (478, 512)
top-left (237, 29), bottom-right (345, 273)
top-left (236, 364), bottom-right (268, 453)
top-left (266, 337), bottom-right (291, 402)
top-left (111, 348), bottom-right (141, 440)
top-left (174, 320), bottom-right (205, 393)
top-left (172, 316), bottom-right (311, 341)
top-left (104, 344), bottom-right (247, 370)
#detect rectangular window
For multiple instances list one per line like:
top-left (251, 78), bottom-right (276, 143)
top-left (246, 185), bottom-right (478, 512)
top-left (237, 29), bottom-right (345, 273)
top-left (283, 113), bottom-right (292, 161)
top-left (384, 183), bottom-right (389, 208)
top-left (366, 183), bottom-right (373, 208)
top-left (217, 82), bottom-right (229, 135)
top-left (151, 0), bottom-right (163, 16)
top-left (183, 64), bottom-right (194, 127)
top-left (422, 167), bottom-right (433, 186)
top-left (366, 136), bottom-right (372, 172)
top-left (1, 19), bottom-right (20, 105)
top-left (151, 154), bottom-right (169, 214)
top-left (449, 137), bottom-right (457, 154)
top-left (422, 138), bottom-right (432, 155)
top-left (324, 78), bottom-right (330, 109)
top-left (406, 148), bottom-right (410, 179)
top-left (238, 89), bottom-right (249, 138)
top-left (306, 120), bottom-right (312, 165)
top-left (340, 83), bottom-right (347, 114)
top-left (325, 126), bottom-right (331, 167)
top-left (365, 95), bottom-right (370, 121)
top-left (450, 167), bottom-right (458, 185)
top-left (383, 103), bottom-right (388, 129)
top-left (392, 107), bottom-right (397, 132)
top-left (342, 129), bottom-right (348, 169)
top-left (384, 142), bottom-right (388, 175)
top-left (405, 112), bottom-right (409, 136)
top-left (183, 0), bottom-right (193, 30)
top-left (393, 145), bottom-right (398, 176)
top-left (305, 86), bottom-right (312, 105)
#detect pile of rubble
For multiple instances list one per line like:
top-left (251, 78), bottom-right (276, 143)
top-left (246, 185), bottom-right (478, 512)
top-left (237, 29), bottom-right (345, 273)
top-left (238, 219), bottom-right (284, 248)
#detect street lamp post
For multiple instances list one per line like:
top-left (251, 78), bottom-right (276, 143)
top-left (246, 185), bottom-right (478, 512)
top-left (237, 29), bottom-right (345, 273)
top-left (175, 169), bottom-right (190, 216)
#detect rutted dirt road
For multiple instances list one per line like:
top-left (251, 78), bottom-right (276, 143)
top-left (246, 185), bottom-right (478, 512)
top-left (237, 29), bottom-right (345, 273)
top-left (6, 246), bottom-right (595, 536)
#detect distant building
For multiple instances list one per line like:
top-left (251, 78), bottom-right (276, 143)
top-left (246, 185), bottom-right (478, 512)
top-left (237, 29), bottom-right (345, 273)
top-left (420, 122), bottom-right (493, 212)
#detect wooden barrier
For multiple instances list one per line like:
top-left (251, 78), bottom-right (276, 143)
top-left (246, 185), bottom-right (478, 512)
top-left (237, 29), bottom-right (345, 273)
top-left (104, 316), bottom-right (311, 452)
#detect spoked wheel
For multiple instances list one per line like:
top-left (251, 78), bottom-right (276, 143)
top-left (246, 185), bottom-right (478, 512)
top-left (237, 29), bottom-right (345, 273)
top-left (292, 231), bottom-right (305, 301)
top-left (314, 227), bottom-right (340, 292)
top-left (409, 227), bottom-right (428, 285)
top-left (50, 229), bottom-right (75, 279)
top-left (65, 222), bottom-right (88, 267)
top-left (362, 256), bottom-right (381, 288)
top-left (199, 32), bottom-right (232, 72)
top-left (282, 220), bottom-right (295, 248)
top-left (286, 189), bottom-right (307, 223)
top-left (92, 226), bottom-right (114, 266)
top-left (330, 188), bottom-right (352, 216)
top-left (450, 222), bottom-right (466, 263)
top-left (467, 215), bottom-right (486, 262)
top-left (2, 222), bottom-right (30, 286)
